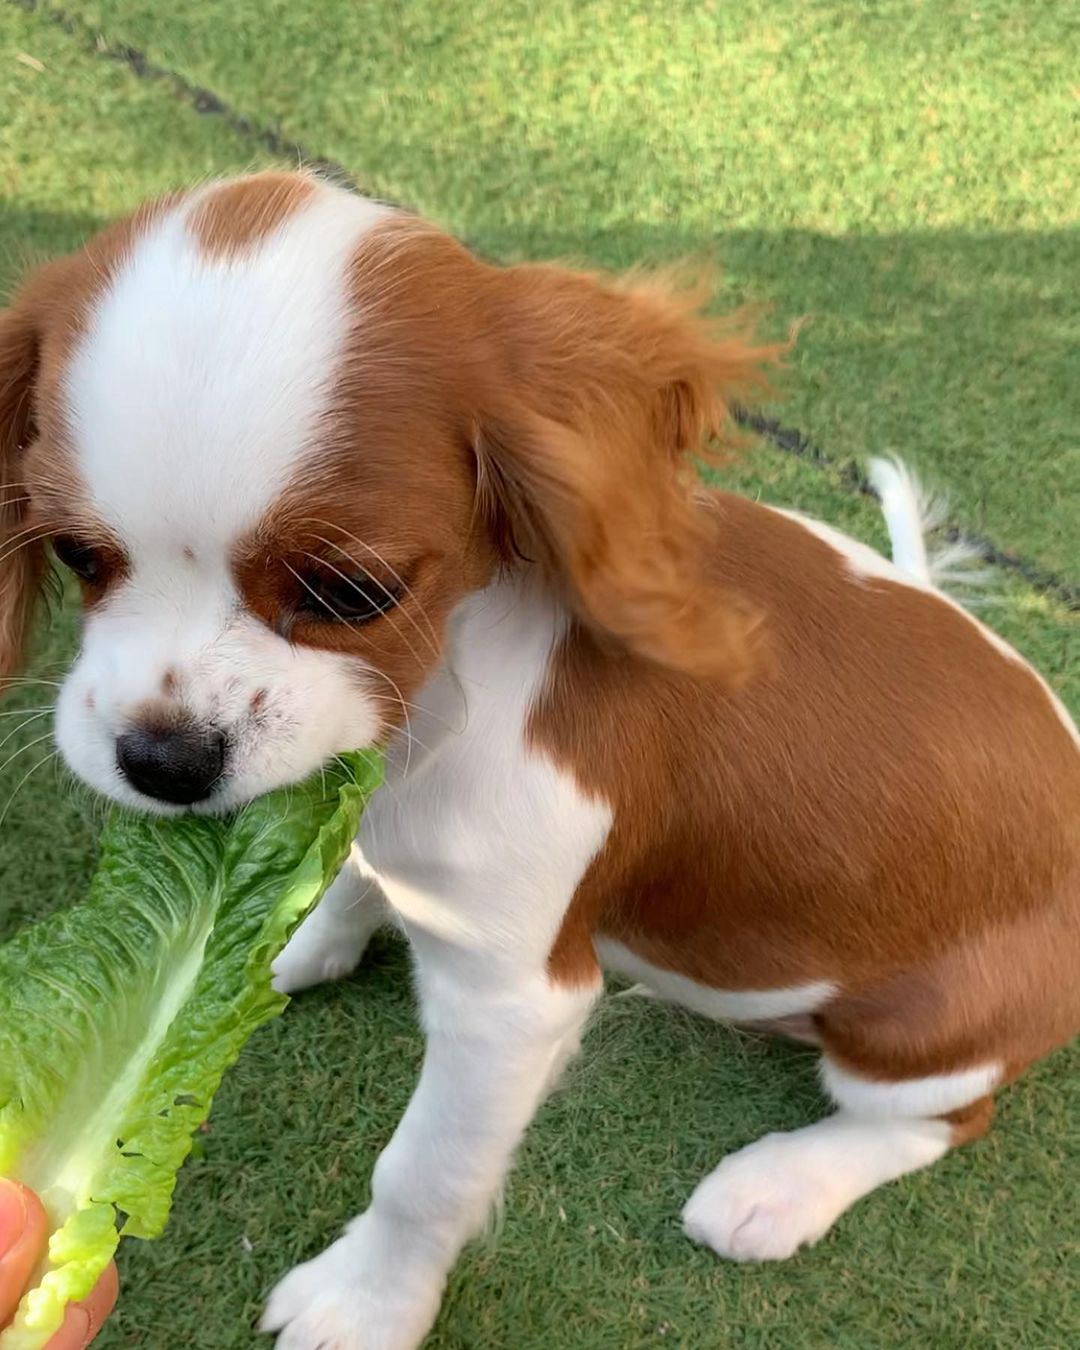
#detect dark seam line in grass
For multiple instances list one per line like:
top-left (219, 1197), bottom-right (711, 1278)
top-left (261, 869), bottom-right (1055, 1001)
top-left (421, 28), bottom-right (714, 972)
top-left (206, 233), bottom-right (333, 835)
top-left (8, 0), bottom-right (359, 187)
top-left (733, 408), bottom-right (1079, 613)
top-left (11, 0), bottom-right (1077, 615)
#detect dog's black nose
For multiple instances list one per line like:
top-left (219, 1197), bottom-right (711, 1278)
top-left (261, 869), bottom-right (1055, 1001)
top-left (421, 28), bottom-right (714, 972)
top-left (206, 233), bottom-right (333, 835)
top-left (116, 725), bottom-right (226, 805)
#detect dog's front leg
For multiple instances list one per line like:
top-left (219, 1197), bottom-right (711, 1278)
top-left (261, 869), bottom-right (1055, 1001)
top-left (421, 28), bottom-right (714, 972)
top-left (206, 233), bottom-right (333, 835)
top-left (262, 934), bottom-right (599, 1350)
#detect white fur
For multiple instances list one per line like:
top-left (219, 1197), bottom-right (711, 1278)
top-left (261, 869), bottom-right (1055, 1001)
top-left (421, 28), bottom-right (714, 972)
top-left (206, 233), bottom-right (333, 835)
top-left (866, 456), bottom-right (936, 583)
top-left (822, 1057), bottom-right (1000, 1119)
top-left (55, 180), bottom-right (396, 812)
top-left (683, 1112), bottom-right (951, 1262)
top-left (67, 184), bottom-right (391, 542)
top-left (271, 844), bottom-right (389, 993)
top-left (595, 939), bottom-right (835, 1022)
top-left (865, 455), bottom-right (986, 588)
top-left (262, 976), bottom-right (597, 1350)
top-left (361, 579), bottom-right (614, 972)
top-left (779, 459), bottom-right (975, 593)
top-left (267, 576), bottom-right (611, 1348)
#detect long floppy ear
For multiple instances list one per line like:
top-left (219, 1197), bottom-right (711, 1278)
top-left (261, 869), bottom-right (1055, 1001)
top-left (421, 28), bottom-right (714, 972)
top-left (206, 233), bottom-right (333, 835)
top-left (476, 264), bottom-right (784, 683)
top-left (0, 301), bottom-right (46, 682)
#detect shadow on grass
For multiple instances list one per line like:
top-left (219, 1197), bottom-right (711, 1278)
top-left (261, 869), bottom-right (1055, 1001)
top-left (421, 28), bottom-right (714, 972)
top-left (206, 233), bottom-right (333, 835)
top-left (476, 221), bottom-right (1080, 579)
top-left (0, 204), bottom-right (107, 292)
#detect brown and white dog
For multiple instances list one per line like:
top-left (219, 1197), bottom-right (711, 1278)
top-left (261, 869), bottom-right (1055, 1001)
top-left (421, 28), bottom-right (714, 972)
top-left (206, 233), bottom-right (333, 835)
top-left (1, 171), bottom-right (1077, 1349)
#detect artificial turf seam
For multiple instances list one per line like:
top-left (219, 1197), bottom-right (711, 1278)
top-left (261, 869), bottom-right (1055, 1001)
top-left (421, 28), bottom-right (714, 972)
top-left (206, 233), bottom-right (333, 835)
top-left (733, 408), bottom-right (1080, 613)
top-left (9, 0), bottom-right (1077, 616)
top-left (7, 0), bottom-right (357, 184)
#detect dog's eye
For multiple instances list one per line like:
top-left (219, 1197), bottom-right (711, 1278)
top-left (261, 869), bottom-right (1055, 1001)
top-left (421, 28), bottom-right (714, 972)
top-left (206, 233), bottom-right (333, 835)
top-left (296, 565), bottom-right (402, 625)
top-left (53, 535), bottom-right (106, 583)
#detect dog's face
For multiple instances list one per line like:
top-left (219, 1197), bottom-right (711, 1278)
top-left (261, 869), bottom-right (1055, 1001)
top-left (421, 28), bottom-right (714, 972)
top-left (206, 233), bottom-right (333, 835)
top-left (5, 178), bottom-right (494, 813)
top-left (0, 172), bottom-right (772, 813)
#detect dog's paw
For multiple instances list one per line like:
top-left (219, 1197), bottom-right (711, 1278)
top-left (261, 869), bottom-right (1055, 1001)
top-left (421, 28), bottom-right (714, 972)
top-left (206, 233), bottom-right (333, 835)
top-left (271, 913), bottom-right (366, 994)
top-left (261, 1239), bottom-right (362, 1348)
top-left (261, 1229), bottom-right (439, 1350)
top-left (682, 1132), bottom-right (840, 1262)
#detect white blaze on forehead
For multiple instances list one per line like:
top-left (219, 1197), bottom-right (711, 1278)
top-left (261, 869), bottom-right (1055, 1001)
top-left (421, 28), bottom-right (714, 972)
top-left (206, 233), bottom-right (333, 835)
top-left (64, 181), bottom-right (392, 554)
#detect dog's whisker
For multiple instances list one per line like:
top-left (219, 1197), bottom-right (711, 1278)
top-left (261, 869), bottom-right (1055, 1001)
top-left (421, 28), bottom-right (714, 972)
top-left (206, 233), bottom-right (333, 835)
top-left (362, 692), bottom-right (459, 740)
top-left (0, 748), bottom-right (60, 829)
top-left (363, 668), bottom-right (417, 780)
top-left (311, 541), bottom-right (440, 658)
top-left (0, 729), bottom-right (56, 779)
top-left (0, 708), bottom-right (54, 752)
top-left (302, 520), bottom-right (442, 658)
top-left (282, 559), bottom-right (433, 780)
top-left (0, 526), bottom-right (54, 569)
top-left (0, 518), bottom-right (52, 544)
top-left (361, 705), bottom-right (438, 758)
top-left (297, 549), bottom-right (427, 669)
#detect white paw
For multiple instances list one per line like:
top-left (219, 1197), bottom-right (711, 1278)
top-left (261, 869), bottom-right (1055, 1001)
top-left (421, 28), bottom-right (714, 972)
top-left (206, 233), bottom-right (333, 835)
top-left (682, 1132), bottom-right (844, 1262)
top-left (271, 912), bottom-right (367, 994)
top-left (261, 1238), bottom-right (364, 1348)
top-left (261, 1228), bottom-right (439, 1350)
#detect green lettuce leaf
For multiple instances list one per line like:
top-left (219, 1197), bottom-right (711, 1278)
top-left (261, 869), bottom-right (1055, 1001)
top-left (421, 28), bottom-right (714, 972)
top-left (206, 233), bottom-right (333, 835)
top-left (0, 750), bottom-right (383, 1349)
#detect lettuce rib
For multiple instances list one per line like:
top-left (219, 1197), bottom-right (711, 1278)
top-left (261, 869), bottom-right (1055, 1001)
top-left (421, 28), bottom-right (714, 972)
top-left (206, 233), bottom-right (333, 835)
top-left (0, 751), bottom-right (382, 1348)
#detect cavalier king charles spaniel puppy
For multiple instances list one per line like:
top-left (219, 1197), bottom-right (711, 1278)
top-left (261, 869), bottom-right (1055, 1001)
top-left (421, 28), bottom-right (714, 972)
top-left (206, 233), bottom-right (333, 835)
top-left (1, 172), bottom-right (1077, 1349)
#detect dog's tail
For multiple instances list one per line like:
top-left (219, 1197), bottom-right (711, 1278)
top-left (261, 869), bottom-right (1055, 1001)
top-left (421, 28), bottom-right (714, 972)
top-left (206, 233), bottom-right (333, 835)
top-left (867, 456), bottom-right (983, 592)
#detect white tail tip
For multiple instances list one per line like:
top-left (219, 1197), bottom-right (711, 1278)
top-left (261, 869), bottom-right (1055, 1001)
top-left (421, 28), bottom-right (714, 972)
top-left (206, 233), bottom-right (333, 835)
top-left (867, 456), bottom-right (986, 593)
top-left (867, 456), bottom-right (934, 584)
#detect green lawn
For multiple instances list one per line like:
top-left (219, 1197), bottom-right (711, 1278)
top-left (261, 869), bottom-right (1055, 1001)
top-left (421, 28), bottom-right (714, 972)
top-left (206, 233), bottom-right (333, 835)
top-left (1, 2), bottom-right (1077, 1346)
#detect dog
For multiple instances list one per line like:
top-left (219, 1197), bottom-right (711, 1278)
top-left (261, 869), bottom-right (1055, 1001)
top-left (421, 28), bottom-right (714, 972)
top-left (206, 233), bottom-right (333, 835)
top-left (1, 171), bottom-right (1077, 1350)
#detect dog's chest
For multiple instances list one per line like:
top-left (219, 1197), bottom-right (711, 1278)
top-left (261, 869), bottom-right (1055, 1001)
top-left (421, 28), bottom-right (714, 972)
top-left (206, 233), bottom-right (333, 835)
top-left (355, 578), bottom-right (613, 961)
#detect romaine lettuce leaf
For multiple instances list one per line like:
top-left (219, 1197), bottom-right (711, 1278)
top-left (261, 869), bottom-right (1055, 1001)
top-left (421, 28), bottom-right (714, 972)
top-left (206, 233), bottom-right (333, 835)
top-left (0, 750), bottom-right (382, 1348)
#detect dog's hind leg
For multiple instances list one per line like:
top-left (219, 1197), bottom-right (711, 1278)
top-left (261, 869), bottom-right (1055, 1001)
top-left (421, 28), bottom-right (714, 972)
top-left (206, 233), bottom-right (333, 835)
top-left (683, 1056), bottom-right (997, 1262)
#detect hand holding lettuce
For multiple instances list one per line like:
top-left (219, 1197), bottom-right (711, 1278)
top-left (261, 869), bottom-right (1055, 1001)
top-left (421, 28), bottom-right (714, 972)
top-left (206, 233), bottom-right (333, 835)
top-left (0, 751), bottom-right (382, 1348)
top-left (0, 1181), bottom-right (116, 1347)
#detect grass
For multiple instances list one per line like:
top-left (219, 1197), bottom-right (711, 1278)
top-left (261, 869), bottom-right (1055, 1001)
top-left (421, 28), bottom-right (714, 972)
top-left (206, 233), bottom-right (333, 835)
top-left (1, 1), bottom-right (1077, 1346)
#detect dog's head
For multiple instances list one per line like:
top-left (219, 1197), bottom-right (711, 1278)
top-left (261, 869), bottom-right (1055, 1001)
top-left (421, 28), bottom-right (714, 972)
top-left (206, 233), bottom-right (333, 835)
top-left (0, 172), bottom-right (776, 812)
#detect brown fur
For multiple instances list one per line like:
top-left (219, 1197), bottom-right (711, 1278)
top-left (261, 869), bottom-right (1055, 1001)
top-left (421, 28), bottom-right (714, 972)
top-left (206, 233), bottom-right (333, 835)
top-left (0, 304), bottom-right (44, 680)
top-left (475, 258), bottom-right (781, 684)
top-left (0, 194), bottom-right (180, 677)
top-left (536, 498), bottom-right (1080, 1100)
top-left (189, 172), bottom-right (316, 259)
top-left (233, 214), bottom-right (782, 710)
top-left (2, 184), bottom-right (777, 697)
top-left (944, 1096), bottom-right (995, 1147)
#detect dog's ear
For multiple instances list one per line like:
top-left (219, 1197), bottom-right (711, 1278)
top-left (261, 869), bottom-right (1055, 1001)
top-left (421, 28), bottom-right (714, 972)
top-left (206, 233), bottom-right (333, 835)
top-left (0, 299), bottom-right (46, 683)
top-left (476, 264), bottom-right (783, 683)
